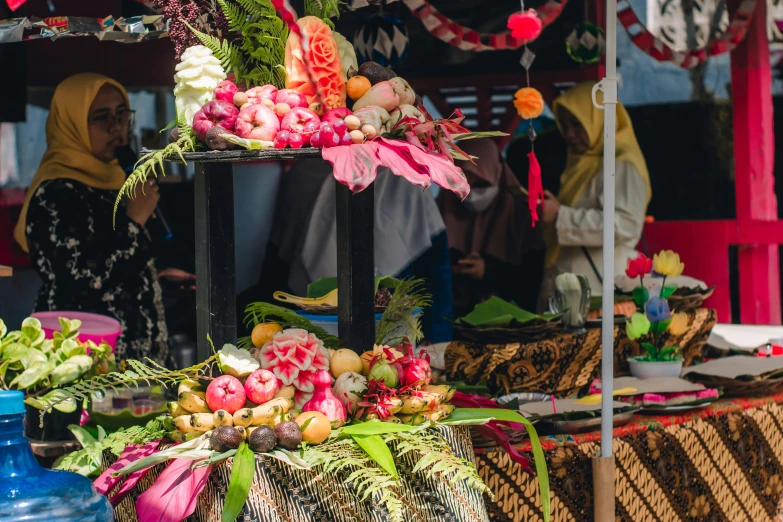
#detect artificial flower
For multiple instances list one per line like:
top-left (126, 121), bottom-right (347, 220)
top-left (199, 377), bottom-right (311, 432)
top-left (668, 312), bottom-right (689, 336)
top-left (507, 9), bottom-right (543, 42)
top-left (625, 312), bottom-right (651, 341)
top-left (653, 250), bottom-right (685, 278)
top-left (645, 296), bottom-right (672, 323)
top-left (626, 253), bottom-right (653, 279)
top-left (513, 87), bottom-right (544, 120)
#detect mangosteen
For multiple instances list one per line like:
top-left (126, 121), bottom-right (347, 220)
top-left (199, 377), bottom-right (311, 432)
top-left (359, 61), bottom-right (396, 85)
top-left (248, 425), bottom-right (277, 453)
top-left (168, 127), bottom-right (180, 144)
top-left (210, 425), bottom-right (243, 452)
top-left (273, 421), bottom-right (302, 450)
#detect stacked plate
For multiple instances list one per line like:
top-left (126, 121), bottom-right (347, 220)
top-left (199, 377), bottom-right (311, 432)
top-left (683, 356), bottom-right (783, 397)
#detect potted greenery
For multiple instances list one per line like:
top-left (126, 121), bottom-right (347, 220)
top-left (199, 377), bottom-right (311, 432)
top-left (624, 250), bottom-right (691, 378)
top-left (0, 316), bottom-right (114, 440)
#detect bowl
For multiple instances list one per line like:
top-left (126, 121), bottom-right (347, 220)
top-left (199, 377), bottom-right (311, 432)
top-left (32, 311), bottom-right (121, 352)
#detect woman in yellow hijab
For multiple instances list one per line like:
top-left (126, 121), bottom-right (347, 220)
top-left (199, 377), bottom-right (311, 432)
top-left (538, 82), bottom-right (651, 304)
top-left (16, 73), bottom-right (168, 363)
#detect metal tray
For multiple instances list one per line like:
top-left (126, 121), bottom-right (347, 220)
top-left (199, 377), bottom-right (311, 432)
top-left (537, 409), bottom-right (638, 434)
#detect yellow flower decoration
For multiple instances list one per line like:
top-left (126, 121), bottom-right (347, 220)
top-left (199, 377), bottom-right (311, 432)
top-left (653, 250), bottom-right (685, 278)
top-left (625, 312), bottom-right (651, 341)
top-left (668, 312), bottom-right (689, 336)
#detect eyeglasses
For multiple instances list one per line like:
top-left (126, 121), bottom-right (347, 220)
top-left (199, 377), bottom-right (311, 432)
top-left (89, 109), bottom-right (135, 132)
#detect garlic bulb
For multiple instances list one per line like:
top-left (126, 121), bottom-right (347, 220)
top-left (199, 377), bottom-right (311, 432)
top-left (333, 31), bottom-right (357, 80)
top-left (173, 45), bottom-right (226, 126)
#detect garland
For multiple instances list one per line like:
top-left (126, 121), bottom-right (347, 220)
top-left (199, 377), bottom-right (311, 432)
top-left (400, 0), bottom-right (567, 52)
top-left (617, 0), bottom-right (757, 69)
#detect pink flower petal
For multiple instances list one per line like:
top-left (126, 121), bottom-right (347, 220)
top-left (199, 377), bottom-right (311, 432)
top-left (273, 363), bottom-right (300, 386)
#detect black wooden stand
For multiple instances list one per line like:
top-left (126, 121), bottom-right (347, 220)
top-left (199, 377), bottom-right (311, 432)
top-left (177, 149), bottom-right (374, 360)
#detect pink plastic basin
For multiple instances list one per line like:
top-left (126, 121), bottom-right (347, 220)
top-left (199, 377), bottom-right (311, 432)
top-left (31, 311), bottom-right (121, 353)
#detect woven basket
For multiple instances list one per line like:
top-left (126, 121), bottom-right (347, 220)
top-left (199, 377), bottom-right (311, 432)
top-left (668, 287), bottom-right (715, 312)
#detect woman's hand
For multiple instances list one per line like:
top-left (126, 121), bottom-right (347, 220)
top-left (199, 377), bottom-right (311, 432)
top-left (454, 252), bottom-right (486, 280)
top-left (542, 190), bottom-right (560, 224)
top-left (158, 268), bottom-right (196, 290)
top-left (126, 180), bottom-right (159, 227)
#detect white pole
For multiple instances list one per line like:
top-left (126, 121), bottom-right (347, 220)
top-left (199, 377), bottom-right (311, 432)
top-left (591, 0), bottom-right (618, 520)
top-left (594, 0), bottom-right (618, 462)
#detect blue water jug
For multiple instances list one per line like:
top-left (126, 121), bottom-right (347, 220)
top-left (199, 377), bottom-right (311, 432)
top-left (0, 390), bottom-right (114, 521)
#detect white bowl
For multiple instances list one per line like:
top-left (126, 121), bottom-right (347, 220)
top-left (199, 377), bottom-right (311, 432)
top-left (627, 358), bottom-right (684, 379)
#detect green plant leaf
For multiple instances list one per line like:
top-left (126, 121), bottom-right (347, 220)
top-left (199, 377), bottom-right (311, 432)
top-left (441, 407), bottom-right (527, 425)
top-left (650, 320), bottom-right (671, 336)
top-left (68, 424), bottom-right (98, 448)
top-left (0, 318), bottom-right (6, 339)
top-left (661, 284), bottom-right (678, 299)
top-left (641, 342), bottom-right (658, 359)
top-left (341, 422), bottom-right (418, 435)
top-left (10, 361), bottom-right (53, 390)
top-left (451, 131), bottom-right (509, 141)
top-left (50, 361), bottom-right (83, 387)
top-left (351, 434), bottom-right (398, 478)
top-left (515, 417), bottom-right (550, 522)
top-left (632, 286), bottom-right (649, 308)
top-left (23, 349), bottom-right (47, 369)
top-left (222, 442), bottom-right (256, 522)
top-left (659, 346), bottom-right (680, 359)
top-left (1, 343), bottom-right (27, 363)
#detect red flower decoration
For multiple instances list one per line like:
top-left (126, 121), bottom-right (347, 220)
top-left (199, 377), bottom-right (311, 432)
top-left (507, 10), bottom-right (543, 43)
top-left (626, 253), bottom-right (653, 279)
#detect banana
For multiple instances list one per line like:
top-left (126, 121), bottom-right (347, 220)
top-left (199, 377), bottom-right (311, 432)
top-left (385, 415), bottom-right (402, 424)
top-left (289, 409), bottom-right (302, 420)
top-left (190, 412), bottom-right (215, 430)
top-left (167, 401), bottom-right (188, 417)
top-left (400, 395), bottom-right (428, 414)
top-left (168, 430), bottom-right (202, 443)
top-left (179, 391), bottom-right (211, 413)
top-left (274, 386), bottom-right (296, 399)
top-left (234, 426), bottom-right (247, 440)
top-left (388, 397), bottom-right (403, 414)
top-left (173, 415), bottom-right (197, 433)
top-left (162, 415), bottom-right (175, 430)
top-left (362, 412), bottom-right (380, 421)
top-left (233, 408), bottom-right (254, 427)
top-left (271, 413), bottom-right (292, 426)
top-left (409, 413), bottom-right (427, 425)
top-left (251, 405), bottom-right (283, 426)
top-left (424, 385), bottom-right (456, 401)
top-left (177, 379), bottom-right (203, 396)
top-left (425, 404), bottom-right (454, 422)
top-left (245, 426), bottom-right (257, 440)
top-left (418, 391), bottom-right (445, 407)
top-left (258, 397), bottom-right (295, 413)
top-left (213, 410), bottom-right (234, 427)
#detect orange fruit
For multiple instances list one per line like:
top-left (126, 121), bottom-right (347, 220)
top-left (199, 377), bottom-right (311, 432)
top-left (251, 322), bottom-right (283, 348)
top-left (347, 76), bottom-right (372, 101)
top-left (295, 411), bottom-right (332, 444)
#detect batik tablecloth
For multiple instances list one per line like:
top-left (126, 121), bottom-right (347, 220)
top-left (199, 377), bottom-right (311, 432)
top-left (109, 425), bottom-right (489, 522)
top-left (474, 393), bottom-right (783, 522)
top-left (446, 308), bottom-right (717, 396)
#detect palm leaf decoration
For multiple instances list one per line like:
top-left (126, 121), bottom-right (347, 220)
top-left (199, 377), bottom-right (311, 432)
top-left (240, 302), bottom-right (342, 348)
top-left (375, 279), bottom-right (431, 346)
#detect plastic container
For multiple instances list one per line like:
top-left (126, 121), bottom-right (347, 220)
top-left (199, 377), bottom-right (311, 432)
top-left (0, 390), bottom-right (114, 521)
top-left (31, 311), bottom-right (121, 352)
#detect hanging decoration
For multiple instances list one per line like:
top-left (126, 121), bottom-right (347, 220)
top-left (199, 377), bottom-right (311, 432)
top-left (508, 4), bottom-right (545, 226)
top-left (566, 22), bottom-right (605, 64)
top-left (6, 0), bottom-right (25, 11)
top-left (617, 0), bottom-right (757, 69)
top-left (353, 13), bottom-right (409, 66)
top-left (400, 0), bottom-right (567, 52)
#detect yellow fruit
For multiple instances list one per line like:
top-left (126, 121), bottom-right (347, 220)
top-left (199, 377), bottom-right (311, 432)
top-left (360, 351), bottom-right (375, 376)
top-left (347, 75), bottom-right (372, 101)
top-left (251, 322), bottom-right (283, 348)
top-left (274, 386), bottom-right (296, 399)
top-left (179, 391), bottom-right (211, 413)
top-left (296, 411), bottom-right (331, 444)
top-left (329, 349), bottom-right (363, 378)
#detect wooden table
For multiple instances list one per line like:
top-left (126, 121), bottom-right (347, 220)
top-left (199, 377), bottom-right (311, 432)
top-left (29, 438), bottom-right (81, 468)
top-left (159, 148), bottom-right (376, 360)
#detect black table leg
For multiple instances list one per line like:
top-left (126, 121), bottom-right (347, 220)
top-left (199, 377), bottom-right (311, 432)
top-left (194, 162), bottom-right (237, 361)
top-left (336, 182), bottom-right (375, 354)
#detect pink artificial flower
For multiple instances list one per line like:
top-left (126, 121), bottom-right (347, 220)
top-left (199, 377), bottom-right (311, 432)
top-left (507, 10), bottom-right (543, 42)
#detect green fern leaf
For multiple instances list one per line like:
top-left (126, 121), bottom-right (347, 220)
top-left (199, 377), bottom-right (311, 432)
top-left (217, 0), bottom-right (251, 32)
top-left (235, 0), bottom-right (276, 20)
top-left (183, 20), bottom-right (244, 78)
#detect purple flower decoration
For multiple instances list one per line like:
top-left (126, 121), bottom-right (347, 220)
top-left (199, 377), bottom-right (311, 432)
top-left (645, 296), bottom-right (671, 323)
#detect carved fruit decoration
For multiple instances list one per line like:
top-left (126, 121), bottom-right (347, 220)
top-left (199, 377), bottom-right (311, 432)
top-left (303, 370), bottom-right (347, 428)
top-left (284, 16), bottom-right (346, 110)
top-left (257, 328), bottom-right (331, 395)
top-left (174, 45), bottom-right (226, 125)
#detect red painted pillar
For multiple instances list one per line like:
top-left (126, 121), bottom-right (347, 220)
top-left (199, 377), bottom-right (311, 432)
top-left (730, 0), bottom-right (780, 323)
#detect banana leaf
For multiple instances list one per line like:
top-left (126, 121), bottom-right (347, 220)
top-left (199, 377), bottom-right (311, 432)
top-left (306, 276), bottom-right (400, 299)
top-left (455, 296), bottom-right (561, 327)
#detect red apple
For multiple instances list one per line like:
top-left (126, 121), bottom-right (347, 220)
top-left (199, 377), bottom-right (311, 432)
top-left (192, 100), bottom-right (239, 143)
top-left (275, 89), bottom-right (308, 109)
top-left (235, 104), bottom-right (280, 142)
top-left (323, 107), bottom-right (352, 125)
top-left (244, 369), bottom-right (281, 405)
top-left (206, 375), bottom-right (246, 414)
top-left (214, 80), bottom-right (239, 104)
top-left (281, 107), bottom-right (321, 134)
top-left (246, 85), bottom-right (278, 104)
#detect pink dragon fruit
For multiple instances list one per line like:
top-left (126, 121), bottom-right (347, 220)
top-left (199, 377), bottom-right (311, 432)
top-left (303, 370), bottom-right (347, 427)
top-left (257, 329), bottom-right (331, 394)
top-left (401, 357), bottom-right (432, 387)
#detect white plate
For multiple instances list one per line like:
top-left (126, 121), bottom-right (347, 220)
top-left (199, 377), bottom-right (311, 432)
top-left (640, 401), bottom-right (714, 414)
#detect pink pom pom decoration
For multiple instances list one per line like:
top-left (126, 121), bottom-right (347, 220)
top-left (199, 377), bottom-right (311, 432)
top-left (507, 9), bottom-right (543, 43)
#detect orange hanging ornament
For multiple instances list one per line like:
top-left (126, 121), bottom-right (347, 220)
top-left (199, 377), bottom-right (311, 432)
top-left (513, 87), bottom-right (544, 120)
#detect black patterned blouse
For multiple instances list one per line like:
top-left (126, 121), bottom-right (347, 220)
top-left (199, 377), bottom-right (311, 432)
top-left (25, 179), bottom-right (168, 363)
